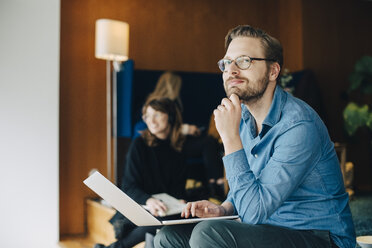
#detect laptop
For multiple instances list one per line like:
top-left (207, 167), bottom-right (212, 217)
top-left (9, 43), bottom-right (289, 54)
top-left (83, 171), bottom-right (240, 226)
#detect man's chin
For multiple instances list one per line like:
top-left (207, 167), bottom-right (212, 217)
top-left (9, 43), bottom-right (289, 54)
top-left (226, 88), bottom-right (242, 98)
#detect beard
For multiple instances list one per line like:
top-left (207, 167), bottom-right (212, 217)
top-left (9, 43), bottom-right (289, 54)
top-left (224, 71), bottom-right (270, 104)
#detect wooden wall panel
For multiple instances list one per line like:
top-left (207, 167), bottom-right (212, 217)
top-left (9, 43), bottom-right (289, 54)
top-left (278, 0), bottom-right (303, 72)
top-left (60, 0), bottom-right (305, 235)
top-left (302, 0), bottom-right (372, 191)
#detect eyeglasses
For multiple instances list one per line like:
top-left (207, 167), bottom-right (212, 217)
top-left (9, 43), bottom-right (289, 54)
top-left (142, 112), bottom-right (167, 122)
top-left (217, 55), bottom-right (275, 72)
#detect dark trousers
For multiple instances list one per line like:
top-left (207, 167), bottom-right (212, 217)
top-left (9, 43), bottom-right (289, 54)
top-left (154, 219), bottom-right (338, 248)
top-left (115, 226), bottom-right (157, 248)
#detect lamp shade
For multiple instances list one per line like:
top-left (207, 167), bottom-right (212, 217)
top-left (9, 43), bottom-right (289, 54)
top-left (95, 19), bottom-right (129, 61)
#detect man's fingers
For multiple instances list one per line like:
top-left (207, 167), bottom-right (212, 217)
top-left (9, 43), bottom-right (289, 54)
top-left (204, 207), bottom-right (209, 215)
top-left (190, 201), bottom-right (204, 217)
top-left (217, 105), bottom-right (225, 111)
top-left (220, 96), bottom-right (240, 111)
top-left (182, 200), bottom-right (214, 218)
top-left (191, 202), bottom-right (197, 217)
top-left (221, 98), bottom-right (233, 110)
top-left (182, 202), bottom-right (192, 218)
top-left (229, 93), bottom-right (240, 105)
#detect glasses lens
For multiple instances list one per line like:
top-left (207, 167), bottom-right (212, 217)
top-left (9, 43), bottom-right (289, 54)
top-left (217, 59), bottom-right (225, 72)
top-left (217, 59), bottom-right (233, 72)
top-left (236, 56), bottom-right (251, 69)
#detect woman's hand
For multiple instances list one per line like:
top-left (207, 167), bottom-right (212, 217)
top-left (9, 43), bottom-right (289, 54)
top-left (188, 124), bottom-right (201, 136)
top-left (182, 124), bottom-right (201, 136)
top-left (181, 200), bottom-right (226, 218)
top-left (146, 197), bottom-right (168, 217)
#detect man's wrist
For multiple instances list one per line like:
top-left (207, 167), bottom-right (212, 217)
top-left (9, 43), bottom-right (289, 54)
top-left (220, 206), bottom-right (227, 216)
top-left (220, 201), bottom-right (234, 216)
top-left (222, 137), bottom-right (243, 155)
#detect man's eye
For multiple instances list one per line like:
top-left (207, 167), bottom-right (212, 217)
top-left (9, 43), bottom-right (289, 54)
top-left (238, 58), bottom-right (249, 63)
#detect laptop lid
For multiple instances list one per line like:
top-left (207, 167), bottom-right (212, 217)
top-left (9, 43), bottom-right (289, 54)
top-left (83, 171), bottom-right (239, 226)
top-left (84, 171), bottom-right (161, 226)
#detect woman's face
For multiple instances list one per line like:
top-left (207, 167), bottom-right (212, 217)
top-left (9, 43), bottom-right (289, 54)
top-left (143, 106), bottom-right (170, 139)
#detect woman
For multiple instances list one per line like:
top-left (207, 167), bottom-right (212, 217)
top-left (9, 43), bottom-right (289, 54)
top-left (134, 71), bottom-right (201, 138)
top-left (133, 71), bottom-right (225, 201)
top-left (94, 98), bottom-right (188, 248)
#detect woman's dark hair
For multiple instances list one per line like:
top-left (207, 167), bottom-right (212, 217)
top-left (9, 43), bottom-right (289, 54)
top-left (141, 98), bottom-right (185, 151)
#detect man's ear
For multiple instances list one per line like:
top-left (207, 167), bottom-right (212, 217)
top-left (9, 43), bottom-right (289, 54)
top-left (269, 62), bottom-right (281, 82)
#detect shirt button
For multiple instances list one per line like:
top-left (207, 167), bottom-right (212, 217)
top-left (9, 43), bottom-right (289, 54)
top-left (254, 154), bottom-right (258, 158)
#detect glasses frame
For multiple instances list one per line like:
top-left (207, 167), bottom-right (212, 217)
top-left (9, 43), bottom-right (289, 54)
top-left (217, 55), bottom-right (276, 72)
top-left (142, 111), bottom-right (167, 123)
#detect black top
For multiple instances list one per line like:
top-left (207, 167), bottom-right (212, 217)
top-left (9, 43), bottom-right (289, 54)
top-left (121, 136), bottom-right (188, 205)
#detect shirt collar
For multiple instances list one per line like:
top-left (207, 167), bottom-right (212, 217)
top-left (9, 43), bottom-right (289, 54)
top-left (241, 103), bottom-right (251, 121)
top-left (262, 85), bottom-right (287, 127)
top-left (241, 85), bottom-right (287, 137)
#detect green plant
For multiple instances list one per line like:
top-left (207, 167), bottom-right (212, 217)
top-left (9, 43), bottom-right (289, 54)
top-left (279, 68), bottom-right (294, 94)
top-left (343, 56), bottom-right (372, 136)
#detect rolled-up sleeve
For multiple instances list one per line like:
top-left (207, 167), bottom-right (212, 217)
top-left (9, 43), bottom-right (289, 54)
top-left (223, 121), bottom-right (322, 224)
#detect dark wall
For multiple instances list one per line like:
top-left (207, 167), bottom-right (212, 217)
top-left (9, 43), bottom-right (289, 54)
top-left (129, 70), bottom-right (225, 131)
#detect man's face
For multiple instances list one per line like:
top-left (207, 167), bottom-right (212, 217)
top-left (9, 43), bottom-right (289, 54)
top-left (222, 37), bottom-right (270, 104)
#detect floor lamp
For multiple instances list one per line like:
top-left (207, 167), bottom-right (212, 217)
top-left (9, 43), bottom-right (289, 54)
top-left (95, 19), bottom-right (129, 183)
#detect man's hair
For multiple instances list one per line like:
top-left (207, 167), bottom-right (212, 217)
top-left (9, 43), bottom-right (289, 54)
top-left (225, 25), bottom-right (283, 70)
top-left (141, 97), bottom-right (185, 151)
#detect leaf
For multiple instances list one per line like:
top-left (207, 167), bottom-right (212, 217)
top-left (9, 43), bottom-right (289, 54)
top-left (344, 56), bottom-right (372, 135)
top-left (367, 112), bottom-right (372, 130)
top-left (361, 74), bottom-right (372, 94)
top-left (343, 102), bottom-right (371, 136)
top-left (348, 56), bottom-right (372, 94)
top-left (354, 56), bottom-right (372, 73)
top-left (348, 72), bottom-right (363, 91)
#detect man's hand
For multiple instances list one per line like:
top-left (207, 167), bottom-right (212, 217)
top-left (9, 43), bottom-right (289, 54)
top-left (181, 200), bottom-right (226, 218)
top-left (146, 197), bottom-right (168, 217)
top-left (214, 94), bottom-right (243, 155)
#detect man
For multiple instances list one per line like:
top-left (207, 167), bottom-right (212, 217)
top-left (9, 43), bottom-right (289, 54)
top-left (153, 25), bottom-right (355, 248)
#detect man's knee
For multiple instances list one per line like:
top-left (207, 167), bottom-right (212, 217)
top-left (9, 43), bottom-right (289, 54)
top-left (153, 227), bottom-right (169, 248)
top-left (154, 225), bottom-right (191, 248)
top-left (190, 220), bottom-right (231, 248)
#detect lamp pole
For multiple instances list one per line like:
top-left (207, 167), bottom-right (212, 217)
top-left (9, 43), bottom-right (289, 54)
top-left (95, 18), bottom-right (129, 184)
top-left (106, 60), bottom-right (112, 182)
top-left (112, 61), bottom-right (120, 184)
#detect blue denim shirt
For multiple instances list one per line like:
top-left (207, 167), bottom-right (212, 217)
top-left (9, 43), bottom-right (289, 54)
top-left (223, 86), bottom-right (355, 248)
